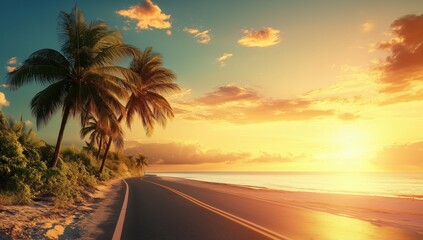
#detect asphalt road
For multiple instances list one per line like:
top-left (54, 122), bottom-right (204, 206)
top-left (115, 176), bottom-right (423, 240)
top-left (120, 177), bottom-right (270, 240)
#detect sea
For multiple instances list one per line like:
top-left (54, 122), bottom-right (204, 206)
top-left (152, 172), bottom-right (423, 200)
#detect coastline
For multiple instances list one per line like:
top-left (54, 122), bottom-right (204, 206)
top-left (154, 175), bottom-right (423, 235)
top-left (153, 172), bottom-right (423, 201)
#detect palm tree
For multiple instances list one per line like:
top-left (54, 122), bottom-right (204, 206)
top-left (82, 141), bottom-right (96, 154)
top-left (80, 116), bottom-right (107, 160)
top-left (80, 114), bottom-right (124, 173)
top-left (100, 47), bottom-right (180, 172)
top-left (7, 7), bottom-right (137, 167)
top-left (135, 154), bottom-right (149, 175)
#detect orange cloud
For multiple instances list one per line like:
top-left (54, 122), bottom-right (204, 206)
top-left (379, 88), bottom-right (423, 106)
top-left (125, 141), bottom-right (297, 165)
top-left (116, 0), bottom-right (171, 30)
top-left (377, 14), bottom-right (423, 93)
top-left (216, 53), bottom-right (233, 66)
top-left (373, 141), bottom-right (423, 171)
top-left (238, 27), bottom-right (280, 47)
top-left (173, 84), bottom-right (356, 123)
top-left (0, 92), bottom-right (9, 108)
top-left (6, 66), bottom-right (16, 73)
top-left (7, 57), bottom-right (17, 65)
top-left (362, 22), bottom-right (375, 33)
top-left (197, 85), bottom-right (259, 105)
top-left (338, 112), bottom-right (360, 121)
top-left (183, 27), bottom-right (211, 44)
top-left (6, 56), bottom-right (18, 73)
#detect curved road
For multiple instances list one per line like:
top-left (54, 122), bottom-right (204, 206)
top-left (110, 176), bottom-right (422, 240)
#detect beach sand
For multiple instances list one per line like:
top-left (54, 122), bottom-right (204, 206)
top-left (0, 179), bottom-right (122, 240)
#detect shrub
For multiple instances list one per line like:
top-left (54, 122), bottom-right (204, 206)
top-left (0, 128), bottom-right (25, 159)
top-left (42, 166), bottom-right (77, 202)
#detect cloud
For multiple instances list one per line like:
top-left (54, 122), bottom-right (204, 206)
top-left (6, 66), bottom-right (16, 73)
top-left (338, 112), bottom-right (360, 121)
top-left (0, 92), bottom-right (10, 108)
top-left (377, 14), bottom-right (423, 93)
top-left (166, 30), bottom-right (172, 36)
top-left (1, 84), bottom-right (16, 89)
top-left (7, 57), bottom-right (17, 65)
top-left (184, 28), bottom-right (199, 35)
top-left (5, 56), bottom-right (18, 73)
top-left (116, 0), bottom-right (171, 30)
top-left (183, 27), bottom-right (211, 44)
top-left (362, 22), bottom-right (375, 33)
top-left (247, 152), bottom-right (300, 163)
top-left (197, 85), bottom-right (260, 105)
top-left (125, 141), bottom-right (296, 165)
top-left (373, 141), bottom-right (423, 171)
top-left (173, 84), bottom-right (357, 124)
top-left (217, 53), bottom-right (233, 67)
top-left (238, 27), bottom-right (280, 47)
top-left (126, 142), bottom-right (247, 164)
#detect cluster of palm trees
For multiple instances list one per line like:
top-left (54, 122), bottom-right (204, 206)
top-left (7, 7), bottom-right (179, 173)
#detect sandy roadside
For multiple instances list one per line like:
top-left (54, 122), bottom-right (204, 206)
top-left (0, 179), bottom-right (123, 240)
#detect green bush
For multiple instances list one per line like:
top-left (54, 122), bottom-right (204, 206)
top-left (43, 166), bottom-right (76, 202)
top-left (0, 155), bottom-right (47, 204)
top-left (7, 176), bottom-right (32, 204)
top-left (41, 160), bottom-right (98, 203)
top-left (0, 111), bottom-right (145, 206)
top-left (0, 128), bottom-right (25, 159)
top-left (39, 144), bottom-right (55, 164)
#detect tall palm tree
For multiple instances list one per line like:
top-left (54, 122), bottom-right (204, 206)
top-left (7, 7), bottom-right (137, 167)
top-left (100, 47), bottom-right (179, 173)
top-left (135, 154), bottom-right (149, 175)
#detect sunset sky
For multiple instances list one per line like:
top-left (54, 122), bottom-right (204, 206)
top-left (1, 0), bottom-right (423, 172)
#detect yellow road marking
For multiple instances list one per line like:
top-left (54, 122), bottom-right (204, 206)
top-left (142, 179), bottom-right (292, 240)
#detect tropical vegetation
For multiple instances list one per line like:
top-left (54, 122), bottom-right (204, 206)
top-left (1, 7), bottom-right (178, 205)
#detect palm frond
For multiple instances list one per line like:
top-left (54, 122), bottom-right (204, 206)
top-left (89, 44), bottom-right (140, 69)
top-left (7, 49), bottom-right (70, 87)
top-left (30, 80), bottom-right (68, 128)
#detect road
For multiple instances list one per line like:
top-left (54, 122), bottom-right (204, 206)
top-left (111, 176), bottom-right (423, 240)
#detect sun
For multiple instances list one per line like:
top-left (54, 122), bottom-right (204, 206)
top-left (328, 124), bottom-right (374, 171)
top-left (335, 127), bottom-right (367, 158)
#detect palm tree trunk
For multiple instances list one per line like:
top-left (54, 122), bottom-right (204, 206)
top-left (51, 107), bottom-right (70, 168)
top-left (99, 137), bottom-right (112, 173)
top-left (99, 115), bottom-right (124, 174)
top-left (95, 135), bottom-right (103, 161)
